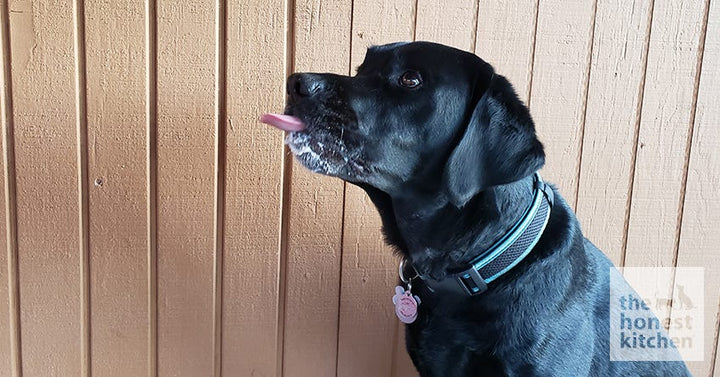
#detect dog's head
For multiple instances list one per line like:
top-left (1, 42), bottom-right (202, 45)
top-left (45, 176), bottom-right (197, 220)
top-left (264, 42), bottom-right (544, 207)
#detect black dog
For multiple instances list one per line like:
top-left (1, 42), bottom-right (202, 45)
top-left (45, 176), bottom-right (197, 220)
top-left (262, 42), bottom-right (692, 377)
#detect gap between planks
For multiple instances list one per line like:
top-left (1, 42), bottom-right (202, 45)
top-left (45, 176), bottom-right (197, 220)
top-left (572, 0), bottom-right (599, 211)
top-left (145, 0), bottom-right (159, 374)
top-left (1, 0), bottom-right (22, 375)
top-left (524, 0), bottom-right (541, 106)
top-left (667, 0), bottom-right (712, 372)
top-left (620, 0), bottom-right (656, 268)
top-left (72, 0), bottom-right (92, 375)
top-left (333, 0), bottom-right (355, 374)
top-left (671, 0), bottom-right (711, 273)
top-left (277, 0), bottom-right (297, 374)
top-left (213, 0), bottom-right (229, 375)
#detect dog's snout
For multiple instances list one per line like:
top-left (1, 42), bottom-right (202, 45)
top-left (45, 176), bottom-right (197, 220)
top-left (287, 73), bottom-right (325, 101)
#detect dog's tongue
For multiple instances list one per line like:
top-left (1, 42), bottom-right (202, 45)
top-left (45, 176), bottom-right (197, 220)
top-left (260, 113), bottom-right (306, 131)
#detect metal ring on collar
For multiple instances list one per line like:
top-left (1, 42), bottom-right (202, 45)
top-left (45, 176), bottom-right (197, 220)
top-left (398, 258), bottom-right (418, 284)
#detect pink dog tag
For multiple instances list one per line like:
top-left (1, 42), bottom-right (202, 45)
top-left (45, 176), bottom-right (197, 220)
top-left (392, 286), bottom-right (421, 324)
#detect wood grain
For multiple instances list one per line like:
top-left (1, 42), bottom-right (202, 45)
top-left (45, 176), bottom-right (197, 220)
top-left (475, 0), bottom-right (537, 102)
top-left (392, 324), bottom-right (417, 377)
top-left (348, 0), bottom-right (415, 68)
top-left (9, 0), bottom-right (83, 375)
top-left (83, 0), bottom-right (150, 375)
top-left (528, 0), bottom-right (596, 205)
top-left (673, 1), bottom-right (718, 374)
top-left (624, 0), bottom-right (706, 268)
top-left (282, 0), bottom-right (351, 376)
top-left (574, 0), bottom-right (653, 265)
top-left (155, 0), bottom-right (217, 375)
top-left (336, 1), bottom-right (415, 376)
top-left (0, 0), bottom-right (17, 374)
top-left (415, 0), bottom-right (477, 51)
top-left (220, 0), bottom-right (286, 375)
top-left (337, 191), bottom-right (400, 377)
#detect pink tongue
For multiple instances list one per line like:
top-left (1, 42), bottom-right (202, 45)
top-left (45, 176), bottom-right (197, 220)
top-left (260, 113), bottom-right (306, 131)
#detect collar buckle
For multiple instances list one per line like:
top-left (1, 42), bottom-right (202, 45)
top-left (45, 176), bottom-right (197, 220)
top-left (423, 267), bottom-right (488, 296)
top-left (456, 267), bottom-right (488, 295)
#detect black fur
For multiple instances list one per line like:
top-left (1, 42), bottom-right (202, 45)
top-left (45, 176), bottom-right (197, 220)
top-left (281, 41), bottom-right (691, 376)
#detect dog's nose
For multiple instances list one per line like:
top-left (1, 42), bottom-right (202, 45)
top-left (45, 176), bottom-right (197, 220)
top-left (287, 73), bottom-right (325, 101)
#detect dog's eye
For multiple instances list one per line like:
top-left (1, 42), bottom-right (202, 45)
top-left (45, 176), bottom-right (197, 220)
top-left (399, 71), bottom-right (422, 88)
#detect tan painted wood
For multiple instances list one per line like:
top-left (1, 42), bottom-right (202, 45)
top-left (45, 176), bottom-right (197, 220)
top-left (475, 0), bottom-right (537, 102)
top-left (673, 1), bottom-right (718, 374)
top-left (155, 0), bottom-right (217, 375)
top-left (0, 124), bottom-right (8, 376)
top-left (392, 327), bottom-right (418, 377)
top-left (0, 0), bottom-right (15, 374)
top-left (283, 0), bottom-right (351, 376)
top-left (335, 2), bottom-right (415, 376)
top-left (624, 0), bottom-right (707, 268)
top-left (574, 0), bottom-right (653, 266)
top-left (348, 0), bottom-right (415, 67)
top-left (415, 0), bottom-right (477, 51)
top-left (83, 0), bottom-right (150, 375)
top-left (528, 0), bottom-right (595, 206)
top-left (8, 0), bottom-right (82, 375)
top-left (0, 116), bottom-right (9, 375)
top-left (220, 0), bottom-right (286, 375)
top-left (337, 191), bottom-right (400, 376)
top-left (623, 0), bottom-right (708, 363)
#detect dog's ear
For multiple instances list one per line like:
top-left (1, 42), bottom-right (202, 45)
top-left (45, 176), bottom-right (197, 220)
top-left (443, 74), bottom-right (545, 207)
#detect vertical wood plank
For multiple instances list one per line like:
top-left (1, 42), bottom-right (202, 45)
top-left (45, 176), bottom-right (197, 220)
top-left (74, 1), bottom-right (91, 374)
top-left (335, 2), bottom-right (415, 377)
top-left (391, 323), bottom-right (417, 377)
top-left (623, 0), bottom-right (706, 268)
top-left (348, 0), bottom-right (415, 68)
top-left (283, 0), bottom-right (351, 376)
top-left (213, 2), bottom-right (226, 375)
top-left (475, 0), bottom-right (537, 102)
top-left (83, 0), bottom-right (150, 376)
top-left (415, 0), bottom-right (477, 51)
top-left (0, 0), bottom-right (16, 374)
top-left (528, 0), bottom-right (596, 205)
top-left (155, 0), bottom-right (217, 375)
top-left (574, 0), bottom-right (653, 265)
top-left (8, 0), bottom-right (82, 375)
top-left (146, 0), bottom-right (158, 373)
top-left (220, 0), bottom-right (286, 375)
top-left (674, 1), bottom-right (718, 373)
top-left (337, 192), bottom-right (401, 376)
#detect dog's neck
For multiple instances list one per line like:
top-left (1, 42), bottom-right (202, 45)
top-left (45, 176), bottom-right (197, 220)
top-left (387, 175), bottom-right (536, 280)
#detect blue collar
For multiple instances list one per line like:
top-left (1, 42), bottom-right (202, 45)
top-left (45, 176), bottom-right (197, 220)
top-left (408, 173), bottom-right (554, 296)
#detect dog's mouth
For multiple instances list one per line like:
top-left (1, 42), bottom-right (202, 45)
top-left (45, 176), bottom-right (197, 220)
top-left (261, 110), bottom-right (366, 179)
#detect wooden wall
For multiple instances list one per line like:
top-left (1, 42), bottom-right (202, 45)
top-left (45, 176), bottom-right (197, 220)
top-left (0, 0), bottom-right (718, 376)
